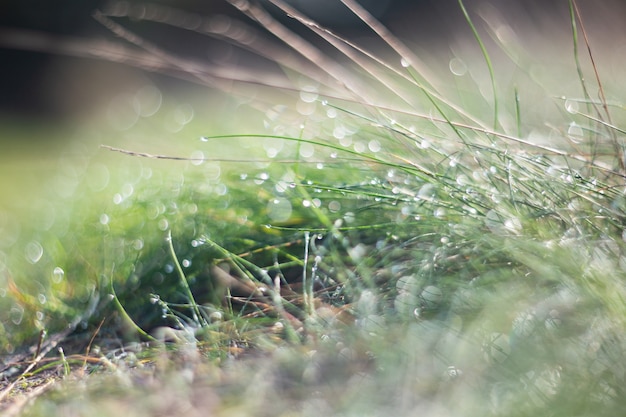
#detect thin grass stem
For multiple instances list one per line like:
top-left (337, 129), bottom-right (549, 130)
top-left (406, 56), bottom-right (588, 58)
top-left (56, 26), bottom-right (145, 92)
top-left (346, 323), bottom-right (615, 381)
top-left (458, 0), bottom-right (499, 134)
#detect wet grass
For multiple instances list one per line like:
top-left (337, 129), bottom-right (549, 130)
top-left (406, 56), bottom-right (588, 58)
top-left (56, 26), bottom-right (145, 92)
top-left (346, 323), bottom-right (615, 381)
top-left (2, 0), bottom-right (626, 415)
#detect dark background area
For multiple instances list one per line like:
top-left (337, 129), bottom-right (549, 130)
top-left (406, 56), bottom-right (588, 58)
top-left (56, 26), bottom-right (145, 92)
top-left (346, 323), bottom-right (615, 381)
top-left (0, 0), bottom-right (620, 121)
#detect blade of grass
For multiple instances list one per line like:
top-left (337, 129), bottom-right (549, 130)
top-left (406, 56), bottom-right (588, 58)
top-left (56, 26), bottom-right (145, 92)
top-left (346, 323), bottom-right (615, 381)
top-left (166, 230), bottom-right (207, 327)
top-left (457, 0), bottom-right (499, 134)
top-left (570, 0), bottom-right (624, 173)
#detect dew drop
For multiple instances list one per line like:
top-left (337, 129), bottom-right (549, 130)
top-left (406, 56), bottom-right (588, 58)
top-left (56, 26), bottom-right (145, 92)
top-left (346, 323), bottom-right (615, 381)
top-left (299, 86), bottom-right (319, 103)
top-left (299, 143), bottom-right (315, 158)
top-left (174, 103), bottom-right (194, 125)
top-left (328, 201), bottom-right (341, 212)
top-left (353, 141), bottom-right (366, 153)
top-left (564, 99), bottom-right (579, 114)
top-left (52, 267), bottom-right (65, 283)
top-left (400, 57), bottom-right (410, 68)
top-left (567, 122), bottom-right (584, 144)
top-left (25, 241), bottom-right (43, 264)
top-left (158, 218), bottom-right (169, 231)
top-left (333, 125), bottom-right (346, 140)
top-left (132, 239), bottom-right (144, 250)
top-left (368, 140), bottom-right (381, 153)
top-left (10, 305), bottom-right (24, 325)
top-left (260, 172), bottom-right (270, 180)
top-left (190, 150), bottom-right (205, 166)
top-left (449, 57), bottom-right (468, 76)
top-left (343, 212), bottom-right (355, 224)
top-left (134, 85), bottom-right (162, 117)
top-left (122, 183), bottom-right (134, 198)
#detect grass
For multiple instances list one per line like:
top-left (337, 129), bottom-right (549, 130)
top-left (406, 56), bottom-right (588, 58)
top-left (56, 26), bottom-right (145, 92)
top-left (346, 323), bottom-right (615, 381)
top-left (2, 0), bottom-right (626, 415)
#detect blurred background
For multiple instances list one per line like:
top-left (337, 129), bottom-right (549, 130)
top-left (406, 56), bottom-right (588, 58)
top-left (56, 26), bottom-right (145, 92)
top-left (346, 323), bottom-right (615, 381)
top-left (2, 0), bottom-right (623, 123)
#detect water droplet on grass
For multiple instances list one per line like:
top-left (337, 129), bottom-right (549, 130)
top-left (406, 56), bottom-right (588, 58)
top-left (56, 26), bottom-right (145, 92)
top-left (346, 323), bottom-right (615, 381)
top-left (333, 125), bottom-right (346, 140)
top-left (328, 201), bottom-right (341, 212)
top-left (299, 86), bottom-right (318, 103)
top-left (52, 267), bottom-right (65, 283)
top-left (368, 140), bottom-right (381, 153)
top-left (174, 103), bottom-right (194, 125)
top-left (254, 172), bottom-right (270, 185)
top-left (445, 365), bottom-right (463, 380)
top-left (449, 57), bottom-right (468, 76)
top-left (568, 122), bottom-right (584, 144)
top-left (190, 150), bottom-right (205, 165)
top-left (25, 241), bottom-right (43, 264)
top-left (564, 99), bottom-right (579, 114)
top-left (134, 85), bottom-right (162, 117)
top-left (299, 143), bottom-right (315, 158)
top-left (122, 183), bottom-right (134, 198)
top-left (10, 305), bottom-right (24, 325)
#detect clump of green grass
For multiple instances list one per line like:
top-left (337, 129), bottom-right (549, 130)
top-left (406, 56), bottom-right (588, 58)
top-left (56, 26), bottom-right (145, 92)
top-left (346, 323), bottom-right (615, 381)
top-left (3, 0), bottom-right (626, 415)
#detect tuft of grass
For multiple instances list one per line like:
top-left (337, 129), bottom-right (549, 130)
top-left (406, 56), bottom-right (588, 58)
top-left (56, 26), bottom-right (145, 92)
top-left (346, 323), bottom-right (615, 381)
top-left (2, 0), bottom-right (626, 416)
